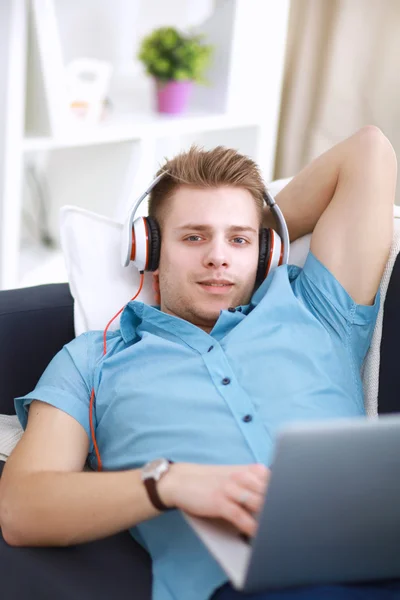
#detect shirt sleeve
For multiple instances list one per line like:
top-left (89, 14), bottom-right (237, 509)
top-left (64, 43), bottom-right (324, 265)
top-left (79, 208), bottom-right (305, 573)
top-left (289, 251), bottom-right (380, 368)
top-left (14, 331), bottom-right (100, 440)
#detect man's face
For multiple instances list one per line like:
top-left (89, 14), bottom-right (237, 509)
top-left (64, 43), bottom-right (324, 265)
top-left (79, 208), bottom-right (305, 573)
top-left (155, 185), bottom-right (260, 332)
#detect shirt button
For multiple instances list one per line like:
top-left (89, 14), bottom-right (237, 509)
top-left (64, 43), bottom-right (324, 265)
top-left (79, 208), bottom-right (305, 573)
top-left (208, 345), bottom-right (214, 352)
top-left (228, 307), bottom-right (236, 313)
top-left (242, 414), bottom-right (253, 423)
top-left (222, 377), bottom-right (231, 385)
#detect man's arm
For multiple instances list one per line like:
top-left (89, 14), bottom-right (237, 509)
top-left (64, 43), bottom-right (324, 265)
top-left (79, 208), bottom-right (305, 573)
top-left (264, 126), bottom-right (397, 305)
top-left (0, 401), bottom-right (269, 547)
top-left (0, 401), bottom-right (160, 546)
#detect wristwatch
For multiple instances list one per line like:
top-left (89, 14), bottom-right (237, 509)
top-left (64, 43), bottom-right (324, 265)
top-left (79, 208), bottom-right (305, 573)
top-left (141, 458), bottom-right (174, 511)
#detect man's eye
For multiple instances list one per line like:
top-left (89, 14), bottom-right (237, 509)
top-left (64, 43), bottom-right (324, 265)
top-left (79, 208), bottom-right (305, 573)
top-left (185, 235), bottom-right (202, 242)
top-left (233, 237), bottom-right (248, 244)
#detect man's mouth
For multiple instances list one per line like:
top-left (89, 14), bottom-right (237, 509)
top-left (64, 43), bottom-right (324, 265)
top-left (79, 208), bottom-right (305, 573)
top-left (200, 283), bottom-right (231, 287)
top-left (197, 281), bottom-right (234, 293)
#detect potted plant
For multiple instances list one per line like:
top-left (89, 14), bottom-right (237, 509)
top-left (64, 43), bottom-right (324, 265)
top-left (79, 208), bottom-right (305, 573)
top-left (138, 26), bottom-right (213, 115)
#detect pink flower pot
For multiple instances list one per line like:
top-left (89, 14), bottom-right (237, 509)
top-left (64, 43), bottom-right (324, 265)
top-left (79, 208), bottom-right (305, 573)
top-left (155, 80), bottom-right (193, 114)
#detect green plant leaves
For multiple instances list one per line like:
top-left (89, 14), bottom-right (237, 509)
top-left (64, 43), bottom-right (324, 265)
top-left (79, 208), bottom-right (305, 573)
top-left (137, 26), bottom-right (213, 84)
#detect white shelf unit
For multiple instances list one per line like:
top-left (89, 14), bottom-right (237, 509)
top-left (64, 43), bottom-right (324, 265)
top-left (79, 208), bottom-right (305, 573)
top-left (0, 0), bottom-right (290, 290)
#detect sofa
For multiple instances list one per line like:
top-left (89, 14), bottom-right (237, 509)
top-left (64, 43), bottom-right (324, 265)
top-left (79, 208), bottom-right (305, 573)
top-left (0, 257), bottom-right (400, 599)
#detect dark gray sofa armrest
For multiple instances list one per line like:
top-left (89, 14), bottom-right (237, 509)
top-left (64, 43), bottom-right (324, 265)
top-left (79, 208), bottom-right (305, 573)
top-left (0, 283), bottom-right (75, 415)
top-left (379, 254), bottom-right (400, 414)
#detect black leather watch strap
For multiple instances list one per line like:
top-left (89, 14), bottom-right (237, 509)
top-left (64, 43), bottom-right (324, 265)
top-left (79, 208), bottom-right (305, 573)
top-left (144, 478), bottom-right (171, 511)
top-left (144, 459), bottom-right (174, 512)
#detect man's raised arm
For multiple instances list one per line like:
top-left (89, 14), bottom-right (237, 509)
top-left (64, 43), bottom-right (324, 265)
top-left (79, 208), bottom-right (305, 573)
top-left (264, 126), bottom-right (397, 305)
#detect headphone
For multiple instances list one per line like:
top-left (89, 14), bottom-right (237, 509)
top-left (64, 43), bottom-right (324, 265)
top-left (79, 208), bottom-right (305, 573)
top-left (121, 171), bottom-right (290, 287)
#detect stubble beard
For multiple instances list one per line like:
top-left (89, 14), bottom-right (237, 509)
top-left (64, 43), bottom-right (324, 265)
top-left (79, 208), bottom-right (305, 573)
top-left (159, 278), bottom-right (229, 330)
top-left (162, 292), bottom-right (222, 330)
top-left (159, 274), bottom-right (256, 330)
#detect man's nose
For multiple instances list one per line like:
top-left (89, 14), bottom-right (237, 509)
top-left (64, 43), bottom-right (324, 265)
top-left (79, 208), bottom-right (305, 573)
top-left (203, 239), bottom-right (230, 268)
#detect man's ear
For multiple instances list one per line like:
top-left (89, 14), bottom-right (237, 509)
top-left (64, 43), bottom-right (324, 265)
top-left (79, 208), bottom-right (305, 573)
top-left (152, 271), bottom-right (161, 305)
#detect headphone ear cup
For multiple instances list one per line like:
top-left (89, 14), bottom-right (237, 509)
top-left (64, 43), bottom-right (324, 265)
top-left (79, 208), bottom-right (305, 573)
top-left (256, 228), bottom-right (271, 287)
top-left (146, 217), bottom-right (161, 272)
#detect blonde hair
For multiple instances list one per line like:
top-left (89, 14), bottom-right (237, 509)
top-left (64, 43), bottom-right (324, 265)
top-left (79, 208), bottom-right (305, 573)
top-left (148, 145), bottom-right (265, 227)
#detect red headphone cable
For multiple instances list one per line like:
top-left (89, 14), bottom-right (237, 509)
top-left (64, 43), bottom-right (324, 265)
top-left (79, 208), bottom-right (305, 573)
top-left (89, 271), bottom-right (145, 471)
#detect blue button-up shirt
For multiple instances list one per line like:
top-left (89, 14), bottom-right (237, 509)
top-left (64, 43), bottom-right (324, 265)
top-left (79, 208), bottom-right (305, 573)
top-left (15, 252), bottom-right (380, 600)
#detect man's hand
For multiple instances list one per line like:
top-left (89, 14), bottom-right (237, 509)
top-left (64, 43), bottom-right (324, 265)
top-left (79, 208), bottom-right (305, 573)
top-left (158, 462), bottom-right (270, 537)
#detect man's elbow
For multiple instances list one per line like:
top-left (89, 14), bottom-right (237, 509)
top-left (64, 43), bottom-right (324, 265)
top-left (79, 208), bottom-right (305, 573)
top-left (0, 492), bottom-right (72, 548)
top-left (356, 125), bottom-right (397, 172)
top-left (1, 527), bottom-right (21, 547)
top-left (0, 481), bottom-right (48, 548)
top-left (0, 491), bottom-right (23, 546)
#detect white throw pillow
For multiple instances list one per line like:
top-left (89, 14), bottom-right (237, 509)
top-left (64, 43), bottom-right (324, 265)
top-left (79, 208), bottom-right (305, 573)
top-left (60, 207), bottom-right (155, 335)
top-left (60, 176), bottom-right (311, 336)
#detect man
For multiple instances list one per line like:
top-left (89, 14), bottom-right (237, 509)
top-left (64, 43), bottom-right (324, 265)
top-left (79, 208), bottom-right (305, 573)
top-left (0, 126), bottom-right (399, 600)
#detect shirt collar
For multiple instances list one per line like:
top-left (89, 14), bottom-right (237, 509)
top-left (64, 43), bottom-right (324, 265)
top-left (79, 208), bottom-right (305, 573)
top-left (118, 269), bottom-right (280, 347)
top-left (120, 301), bottom-right (211, 350)
top-left (119, 299), bottom-right (251, 350)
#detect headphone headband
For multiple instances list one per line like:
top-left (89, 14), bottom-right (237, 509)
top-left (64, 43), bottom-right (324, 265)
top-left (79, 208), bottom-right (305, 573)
top-left (121, 171), bottom-right (168, 268)
top-left (263, 189), bottom-right (290, 264)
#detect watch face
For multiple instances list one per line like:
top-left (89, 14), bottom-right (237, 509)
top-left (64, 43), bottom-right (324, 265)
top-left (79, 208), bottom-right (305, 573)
top-left (141, 458), bottom-right (169, 481)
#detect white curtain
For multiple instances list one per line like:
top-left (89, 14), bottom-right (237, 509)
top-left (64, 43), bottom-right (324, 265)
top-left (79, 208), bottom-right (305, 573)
top-left (275, 0), bottom-right (400, 203)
